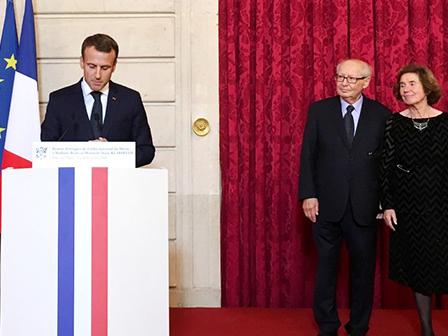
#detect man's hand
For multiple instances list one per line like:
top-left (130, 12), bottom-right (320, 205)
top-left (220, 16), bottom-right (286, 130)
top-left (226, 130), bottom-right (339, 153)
top-left (90, 137), bottom-right (108, 142)
top-left (302, 198), bottom-right (319, 223)
top-left (383, 209), bottom-right (397, 231)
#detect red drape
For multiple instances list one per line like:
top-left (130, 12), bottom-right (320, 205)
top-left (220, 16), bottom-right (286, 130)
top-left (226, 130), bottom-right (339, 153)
top-left (220, 0), bottom-right (448, 308)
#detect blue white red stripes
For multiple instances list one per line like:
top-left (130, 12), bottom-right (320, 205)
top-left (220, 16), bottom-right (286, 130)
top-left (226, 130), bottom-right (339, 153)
top-left (58, 167), bottom-right (109, 336)
top-left (0, 167), bottom-right (168, 336)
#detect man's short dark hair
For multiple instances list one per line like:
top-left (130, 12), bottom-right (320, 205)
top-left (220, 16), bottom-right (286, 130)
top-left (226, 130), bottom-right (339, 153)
top-left (81, 33), bottom-right (119, 63)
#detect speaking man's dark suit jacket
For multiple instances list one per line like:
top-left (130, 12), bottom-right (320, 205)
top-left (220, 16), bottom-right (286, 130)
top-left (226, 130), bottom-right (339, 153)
top-left (299, 95), bottom-right (391, 226)
top-left (41, 80), bottom-right (155, 167)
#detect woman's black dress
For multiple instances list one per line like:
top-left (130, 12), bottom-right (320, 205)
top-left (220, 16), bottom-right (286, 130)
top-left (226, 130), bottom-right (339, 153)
top-left (380, 112), bottom-right (448, 293)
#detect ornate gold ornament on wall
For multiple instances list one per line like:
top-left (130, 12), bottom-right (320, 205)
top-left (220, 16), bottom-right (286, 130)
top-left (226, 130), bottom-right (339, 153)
top-left (192, 117), bottom-right (210, 136)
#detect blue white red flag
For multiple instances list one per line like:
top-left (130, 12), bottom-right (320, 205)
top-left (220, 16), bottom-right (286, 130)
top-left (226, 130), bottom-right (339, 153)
top-left (3, 0), bottom-right (40, 168)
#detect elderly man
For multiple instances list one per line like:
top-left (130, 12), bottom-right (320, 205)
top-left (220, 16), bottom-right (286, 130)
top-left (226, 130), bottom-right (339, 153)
top-left (299, 59), bottom-right (391, 336)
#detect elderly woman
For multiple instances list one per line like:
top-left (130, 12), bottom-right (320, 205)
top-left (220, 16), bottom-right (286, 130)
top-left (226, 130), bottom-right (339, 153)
top-left (380, 64), bottom-right (448, 336)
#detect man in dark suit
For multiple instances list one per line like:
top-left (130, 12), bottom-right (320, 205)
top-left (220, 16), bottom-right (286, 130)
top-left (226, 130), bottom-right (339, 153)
top-left (299, 59), bottom-right (390, 336)
top-left (41, 33), bottom-right (155, 167)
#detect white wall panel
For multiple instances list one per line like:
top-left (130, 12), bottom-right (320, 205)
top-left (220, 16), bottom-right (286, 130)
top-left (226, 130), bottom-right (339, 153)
top-left (34, 0), bottom-right (175, 14)
top-left (36, 16), bottom-right (174, 58)
top-left (38, 60), bottom-right (175, 103)
top-left (190, 0), bottom-right (220, 291)
top-left (148, 148), bottom-right (176, 192)
top-left (145, 104), bottom-right (176, 147)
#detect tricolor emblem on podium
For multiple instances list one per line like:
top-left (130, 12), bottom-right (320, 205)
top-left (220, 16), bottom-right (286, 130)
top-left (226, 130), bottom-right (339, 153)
top-left (1, 167), bottom-right (169, 336)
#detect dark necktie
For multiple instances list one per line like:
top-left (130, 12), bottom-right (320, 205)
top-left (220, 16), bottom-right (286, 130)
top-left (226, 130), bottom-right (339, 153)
top-left (344, 105), bottom-right (355, 144)
top-left (90, 91), bottom-right (103, 139)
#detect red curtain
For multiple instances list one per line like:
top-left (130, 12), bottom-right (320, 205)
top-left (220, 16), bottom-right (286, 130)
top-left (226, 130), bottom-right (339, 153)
top-left (219, 0), bottom-right (448, 308)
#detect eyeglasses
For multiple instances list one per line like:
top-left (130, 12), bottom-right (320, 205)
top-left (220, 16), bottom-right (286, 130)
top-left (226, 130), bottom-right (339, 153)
top-left (335, 74), bottom-right (367, 84)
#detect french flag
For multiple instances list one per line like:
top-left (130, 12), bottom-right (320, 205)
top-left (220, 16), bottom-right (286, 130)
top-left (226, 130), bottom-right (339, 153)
top-left (1, 167), bottom-right (169, 336)
top-left (0, 0), bottom-right (40, 232)
top-left (2, 0), bottom-right (40, 169)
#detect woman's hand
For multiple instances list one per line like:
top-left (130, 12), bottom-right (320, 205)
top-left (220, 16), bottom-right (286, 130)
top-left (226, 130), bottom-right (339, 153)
top-left (383, 209), bottom-right (398, 231)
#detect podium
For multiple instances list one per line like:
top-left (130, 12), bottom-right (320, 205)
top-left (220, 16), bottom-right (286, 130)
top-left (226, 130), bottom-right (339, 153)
top-left (1, 143), bottom-right (169, 336)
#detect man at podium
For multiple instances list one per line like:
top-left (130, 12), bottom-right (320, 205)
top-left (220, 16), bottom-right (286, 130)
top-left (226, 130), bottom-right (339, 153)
top-left (40, 33), bottom-right (155, 167)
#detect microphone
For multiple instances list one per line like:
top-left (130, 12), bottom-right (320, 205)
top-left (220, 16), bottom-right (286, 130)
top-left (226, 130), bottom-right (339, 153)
top-left (57, 114), bottom-right (78, 141)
